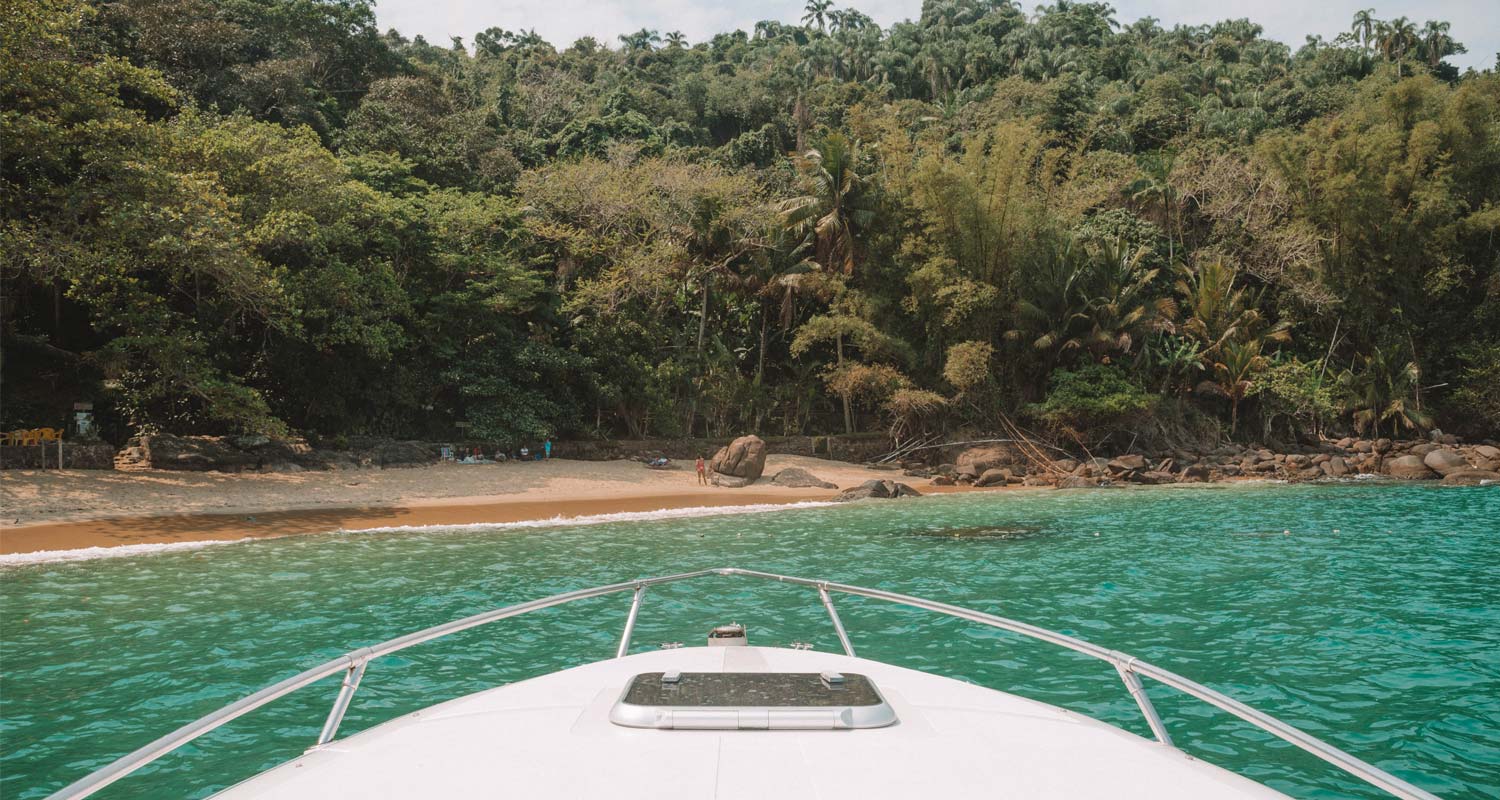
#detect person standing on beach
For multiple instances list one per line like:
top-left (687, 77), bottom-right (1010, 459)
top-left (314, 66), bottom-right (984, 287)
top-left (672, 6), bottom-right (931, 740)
top-left (544, 438), bottom-right (552, 459)
top-left (696, 454), bottom-right (707, 485)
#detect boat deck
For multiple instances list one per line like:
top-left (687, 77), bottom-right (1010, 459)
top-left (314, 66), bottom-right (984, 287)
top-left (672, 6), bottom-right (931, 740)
top-left (214, 645), bottom-right (1288, 799)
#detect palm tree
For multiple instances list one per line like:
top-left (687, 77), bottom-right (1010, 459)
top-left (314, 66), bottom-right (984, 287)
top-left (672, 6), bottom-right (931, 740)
top-left (1008, 239), bottom-right (1093, 367)
top-left (1419, 20), bottom-right (1462, 68)
top-left (1126, 151), bottom-right (1179, 264)
top-left (802, 0), bottom-right (834, 33)
top-left (1078, 238), bottom-right (1175, 362)
top-left (1338, 347), bottom-right (1432, 437)
top-left (1211, 338), bottom-right (1269, 435)
top-left (779, 133), bottom-right (875, 277)
top-left (664, 31), bottom-right (686, 49)
top-left (618, 29), bottom-right (660, 52)
top-left (1350, 9), bottom-right (1377, 52)
top-left (1175, 258), bottom-right (1291, 363)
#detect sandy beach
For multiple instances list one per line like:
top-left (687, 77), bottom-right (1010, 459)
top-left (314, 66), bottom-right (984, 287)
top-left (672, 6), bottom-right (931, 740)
top-left (0, 456), bottom-right (979, 555)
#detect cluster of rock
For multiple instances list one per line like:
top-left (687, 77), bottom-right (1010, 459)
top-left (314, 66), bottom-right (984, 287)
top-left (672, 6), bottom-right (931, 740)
top-left (704, 434), bottom-right (920, 501)
top-left (908, 434), bottom-right (1499, 489)
top-left (835, 479), bottom-right (923, 501)
top-left (114, 434), bottom-right (440, 472)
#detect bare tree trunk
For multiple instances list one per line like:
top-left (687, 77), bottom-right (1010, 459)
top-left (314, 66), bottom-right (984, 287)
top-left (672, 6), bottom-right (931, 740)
top-left (837, 334), bottom-right (852, 434)
top-left (754, 308), bottom-right (769, 433)
top-left (684, 275), bottom-right (710, 436)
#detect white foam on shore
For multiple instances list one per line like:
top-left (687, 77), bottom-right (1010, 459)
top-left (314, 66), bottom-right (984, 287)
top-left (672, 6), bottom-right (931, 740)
top-left (334, 500), bottom-right (842, 535)
top-left (0, 501), bottom-right (841, 566)
top-left (0, 537), bottom-right (257, 566)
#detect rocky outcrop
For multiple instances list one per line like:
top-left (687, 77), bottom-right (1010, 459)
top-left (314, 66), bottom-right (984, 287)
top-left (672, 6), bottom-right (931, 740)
top-left (141, 435), bottom-right (260, 472)
top-left (1385, 455), bottom-right (1436, 480)
top-left (1422, 449), bottom-right (1469, 477)
top-left (709, 435), bottom-right (767, 486)
top-left (835, 479), bottom-right (922, 501)
top-left (770, 467), bottom-right (836, 489)
top-left (1057, 475), bottom-right (1102, 489)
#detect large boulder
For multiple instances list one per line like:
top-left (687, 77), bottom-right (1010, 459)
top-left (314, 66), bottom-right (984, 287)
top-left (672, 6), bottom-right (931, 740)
top-left (710, 435), bottom-right (768, 483)
top-left (1441, 469), bottom-right (1500, 486)
top-left (976, 468), bottom-right (1012, 487)
top-left (1108, 454), bottom-right (1147, 472)
top-left (1384, 455), bottom-right (1436, 480)
top-left (1178, 463), bottom-right (1212, 483)
top-left (770, 467), bottom-right (836, 489)
top-left (1422, 449), bottom-right (1470, 477)
top-left (1473, 445), bottom-right (1500, 461)
top-left (953, 444), bottom-right (1021, 474)
top-left (1057, 475), bottom-right (1101, 489)
top-left (711, 473), bottom-right (757, 488)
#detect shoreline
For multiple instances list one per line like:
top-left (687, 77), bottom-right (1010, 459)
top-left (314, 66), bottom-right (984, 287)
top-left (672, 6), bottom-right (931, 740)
top-left (0, 456), bottom-right (982, 557)
top-left (0, 491), bottom-right (849, 557)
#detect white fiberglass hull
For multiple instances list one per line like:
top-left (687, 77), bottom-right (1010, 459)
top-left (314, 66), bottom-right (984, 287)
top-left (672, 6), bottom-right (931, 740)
top-left (213, 645), bottom-right (1289, 799)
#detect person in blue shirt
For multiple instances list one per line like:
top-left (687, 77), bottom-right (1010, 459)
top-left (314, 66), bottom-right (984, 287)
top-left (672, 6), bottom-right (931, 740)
top-left (544, 438), bottom-right (552, 459)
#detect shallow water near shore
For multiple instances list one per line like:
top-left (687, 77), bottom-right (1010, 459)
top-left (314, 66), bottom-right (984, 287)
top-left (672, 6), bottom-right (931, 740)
top-left (2, 483), bottom-right (1497, 799)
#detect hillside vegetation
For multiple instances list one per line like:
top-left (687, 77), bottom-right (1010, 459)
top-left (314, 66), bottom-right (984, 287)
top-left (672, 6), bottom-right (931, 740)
top-left (3, 0), bottom-right (1497, 450)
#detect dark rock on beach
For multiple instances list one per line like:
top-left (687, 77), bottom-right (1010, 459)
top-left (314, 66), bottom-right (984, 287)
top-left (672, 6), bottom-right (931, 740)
top-left (770, 467), bottom-right (836, 489)
top-left (835, 479), bottom-right (922, 501)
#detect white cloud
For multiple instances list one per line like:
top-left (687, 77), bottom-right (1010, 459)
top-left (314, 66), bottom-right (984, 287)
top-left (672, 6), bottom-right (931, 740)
top-left (372, 0), bottom-right (1494, 71)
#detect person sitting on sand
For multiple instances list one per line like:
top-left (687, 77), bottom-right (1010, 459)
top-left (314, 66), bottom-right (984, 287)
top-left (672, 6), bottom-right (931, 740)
top-left (696, 454), bottom-right (707, 485)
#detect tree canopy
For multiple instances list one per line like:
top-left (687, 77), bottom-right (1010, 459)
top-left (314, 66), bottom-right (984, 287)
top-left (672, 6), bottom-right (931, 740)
top-left (3, 0), bottom-right (1496, 447)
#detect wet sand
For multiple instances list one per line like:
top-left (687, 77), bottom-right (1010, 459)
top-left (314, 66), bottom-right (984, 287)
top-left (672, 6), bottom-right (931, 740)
top-left (0, 456), bottom-right (983, 556)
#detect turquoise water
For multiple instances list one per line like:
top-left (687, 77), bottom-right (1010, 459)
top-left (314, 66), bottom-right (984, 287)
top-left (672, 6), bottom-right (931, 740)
top-left (2, 483), bottom-right (1497, 799)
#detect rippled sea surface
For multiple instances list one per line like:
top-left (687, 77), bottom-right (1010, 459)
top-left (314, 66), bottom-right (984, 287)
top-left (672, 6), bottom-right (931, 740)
top-left (3, 483), bottom-right (1498, 799)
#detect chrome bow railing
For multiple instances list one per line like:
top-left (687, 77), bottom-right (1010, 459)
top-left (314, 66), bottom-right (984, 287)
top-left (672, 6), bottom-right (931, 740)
top-left (48, 567), bottom-right (1441, 800)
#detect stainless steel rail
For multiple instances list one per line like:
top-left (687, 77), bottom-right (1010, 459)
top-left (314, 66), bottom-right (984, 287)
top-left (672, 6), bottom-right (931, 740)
top-left (47, 567), bottom-right (1441, 800)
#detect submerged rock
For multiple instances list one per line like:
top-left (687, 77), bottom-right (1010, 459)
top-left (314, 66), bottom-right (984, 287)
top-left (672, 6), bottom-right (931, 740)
top-left (1441, 469), bottom-right (1500, 486)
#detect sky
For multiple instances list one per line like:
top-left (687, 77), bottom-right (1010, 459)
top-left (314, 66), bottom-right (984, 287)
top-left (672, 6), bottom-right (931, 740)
top-left (372, 0), bottom-right (1495, 72)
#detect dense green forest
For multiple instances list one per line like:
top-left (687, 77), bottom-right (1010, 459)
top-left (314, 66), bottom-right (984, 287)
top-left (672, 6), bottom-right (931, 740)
top-left (3, 0), bottom-right (1497, 450)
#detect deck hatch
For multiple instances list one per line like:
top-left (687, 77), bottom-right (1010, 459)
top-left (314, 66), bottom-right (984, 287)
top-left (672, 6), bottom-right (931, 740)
top-left (611, 672), bottom-right (897, 730)
top-left (623, 672), bottom-right (882, 707)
